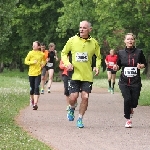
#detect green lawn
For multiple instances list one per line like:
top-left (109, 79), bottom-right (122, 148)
top-left (0, 70), bottom-right (51, 150)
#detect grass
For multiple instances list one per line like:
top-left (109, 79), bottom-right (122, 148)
top-left (0, 69), bottom-right (149, 149)
top-left (93, 69), bottom-right (150, 106)
top-left (0, 70), bottom-right (51, 150)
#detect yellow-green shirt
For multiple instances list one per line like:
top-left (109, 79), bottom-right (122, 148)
top-left (61, 35), bottom-right (101, 82)
top-left (24, 50), bottom-right (46, 76)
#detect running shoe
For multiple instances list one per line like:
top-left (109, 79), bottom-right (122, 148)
top-left (33, 105), bottom-right (38, 110)
top-left (108, 87), bottom-right (111, 92)
top-left (111, 88), bottom-right (114, 94)
top-left (125, 120), bottom-right (132, 128)
top-left (30, 99), bottom-right (34, 106)
top-left (67, 107), bottom-right (75, 121)
top-left (41, 89), bottom-right (44, 94)
top-left (77, 118), bottom-right (84, 128)
top-left (48, 89), bottom-right (51, 93)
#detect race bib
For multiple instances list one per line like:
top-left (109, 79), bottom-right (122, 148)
top-left (75, 52), bottom-right (88, 62)
top-left (124, 67), bottom-right (137, 77)
top-left (46, 63), bottom-right (53, 67)
top-left (109, 62), bottom-right (114, 66)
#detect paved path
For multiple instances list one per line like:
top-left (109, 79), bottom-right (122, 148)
top-left (17, 82), bottom-right (150, 150)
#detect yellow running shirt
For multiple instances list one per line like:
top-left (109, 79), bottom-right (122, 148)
top-left (61, 35), bottom-right (101, 82)
top-left (25, 50), bottom-right (46, 76)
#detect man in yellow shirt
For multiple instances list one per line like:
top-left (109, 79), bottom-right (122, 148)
top-left (61, 20), bottom-right (101, 128)
top-left (25, 41), bottom-right (46, 110)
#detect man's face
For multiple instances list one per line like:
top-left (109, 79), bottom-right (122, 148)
top-left (79, 21), bottom-right (92, 38)
top-left (41, 46), bottom-right (45, 51)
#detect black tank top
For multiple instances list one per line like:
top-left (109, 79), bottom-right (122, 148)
top-left (48, 51), bottom-right (55, 63)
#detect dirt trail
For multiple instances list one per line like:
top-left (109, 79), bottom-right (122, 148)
top-left (17, 82), bottom-right (150, 150)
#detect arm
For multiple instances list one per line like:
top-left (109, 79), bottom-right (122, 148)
top-left (113, 51), bottom-right (121, 71)
top-left (94, 41), bottom-right (101, 75)
top-left (59, 60), bottom-right (66, 70)
top-left (54, 50), bottom-right (58, 61)
top-left (137, 50), bottom-right (147, 69)
top-left (61, 37), bottom-right (73, 69)
top-left (41, 53), bottom-right (46, 68)
top-left (24, 51), bottom-right (36, 65)
top-left (105, 55), bottom-right (109, 67)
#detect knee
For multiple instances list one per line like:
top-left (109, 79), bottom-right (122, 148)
top-left (81, 92), bottom-right (89, 100)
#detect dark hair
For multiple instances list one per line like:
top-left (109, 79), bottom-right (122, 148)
top-left (40, 42), bottom-right (46, 46)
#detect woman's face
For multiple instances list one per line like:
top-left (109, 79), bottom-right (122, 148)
top-left (110, 50), bottom-right (114, 55)
top-left (49, 45), bottom-right (55, 51)
top-left (32, 42), bottom-right (39, 50)
top-left (124, 34), bottom-right (135, 48)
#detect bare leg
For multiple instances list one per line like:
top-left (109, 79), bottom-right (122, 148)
top-left (34, 95), bottom-right (39, 105)
top-left (79, 91), bottom-right (89, 116)
top-left (47, 69), bottom-right (54, 92)
top-left (69, 92), bottom-right (79, 107)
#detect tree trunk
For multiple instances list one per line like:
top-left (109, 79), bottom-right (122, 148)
top-left (0, 61), bottom-right (4, 73)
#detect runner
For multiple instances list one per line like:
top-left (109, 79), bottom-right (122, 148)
top-left (105, 49), bottom-right (118, 94)
top-left (59, 56), bottom-right (78, 111)
top-left (113, 33), bottom-right (147, 128)
top-left (46, 42), bottom-right (58, 93)
top-left (40, 43), bottom-right (49, 94)
top-left (24, 41), bottom-right (46, 110)
top-left (61, 20), bottom-right (101, 128)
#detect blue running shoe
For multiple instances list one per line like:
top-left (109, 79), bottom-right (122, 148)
top-left (67, 108), bottom-right (75, 121)
top-left (77, 118), bottom-right (84, 128)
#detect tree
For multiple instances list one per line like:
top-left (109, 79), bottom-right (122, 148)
top-left (0, 0), bottom-right (18, 72)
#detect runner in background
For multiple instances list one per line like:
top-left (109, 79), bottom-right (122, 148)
top-left (40, 43), bottom-right (49, 94)
top-left (105, 49), bottom-right (118, 94)
top-left (24, 41), bottom-right (46, 110)
top-left (46, 43), bottom-right (58, 93)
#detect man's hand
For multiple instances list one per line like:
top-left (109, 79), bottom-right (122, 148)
top-left (93, 67), bottom-right (99, 76)
top-left (67, 63), bottom-right (73, 71)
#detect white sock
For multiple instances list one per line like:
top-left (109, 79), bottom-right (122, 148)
top-left (78, 114), bottom-right (83, 119)
top-left (69, 105), bottom-right (75, 109)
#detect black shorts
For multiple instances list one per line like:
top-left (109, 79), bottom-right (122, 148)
top-left (62, 75), bottom-right (70, 96)
top-left (107, 68), bottom-right (117, 74)
top-left (45, 66), bottom-right (54, 71)
top-left (69, 80), bottom-right (93, 94)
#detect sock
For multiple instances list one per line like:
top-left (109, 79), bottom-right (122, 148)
top-left (69, 105), bottom-right (75, 109)
top-left (48, 87), bottom-right (50, 90)
top-left (78, 114), bottom-right (83, 119)
top-left (108, 80), bottom-right (111, 88)
top-left (112, 82), bottom-right (115, 89)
